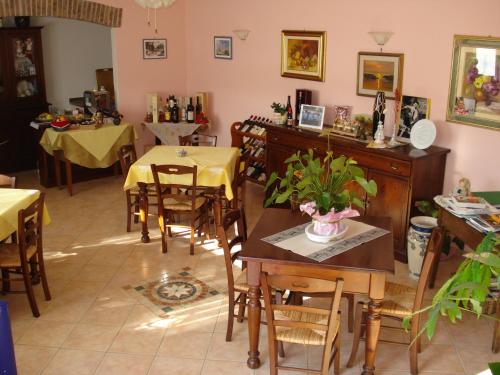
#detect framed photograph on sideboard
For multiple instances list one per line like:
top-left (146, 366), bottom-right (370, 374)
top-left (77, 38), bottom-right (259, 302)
top-left (281, 30), bottom-right (326, 82)
top-left (298, 105), bottom-right (325, 131)
top-left (398, 95), bottom-right (431, 140)
top-left (357, 52), bottom-right (404, 99)
top-left (446, 35), bottom-right (500, 131)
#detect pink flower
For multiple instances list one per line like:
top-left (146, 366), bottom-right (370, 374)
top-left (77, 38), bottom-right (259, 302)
top-left (300, 201), bottom-right (317, 216)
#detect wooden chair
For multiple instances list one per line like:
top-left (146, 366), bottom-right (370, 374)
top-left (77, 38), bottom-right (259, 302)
top-left (0, 193), bottom-right (51, 317)
top-left (216, 208), bottom-right (249, 341)
top-left (151, 164), bottom-right (210, 255)
top-left (0, 174), bottom-right (16, 188)
top-left (117, 144), bottom-right (156, 232)
top-left (347, 228), bottom-right (444, 375)
top-left (261, 272), bottom-right (344, 375)
top-left (178, 134), bottom-right (217, 147)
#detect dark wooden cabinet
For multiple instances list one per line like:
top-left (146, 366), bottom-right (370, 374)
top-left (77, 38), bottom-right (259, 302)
top-left (0, 27), bottom-right (48, 173)
top-left (264, 123), bottom-right (450, 262)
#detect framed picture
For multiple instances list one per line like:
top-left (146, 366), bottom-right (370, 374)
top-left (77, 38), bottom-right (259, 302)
top-left (398, 95), bottom-right (431, 140)
top-left (143, 39), bottom-right (167, 59)
top-left (214, 36), bottom-right (232, 59)
top-left (446, 35), bottom-right (500, 131)
top-left (281, 30), bottom-right (326, 82)
top-left (357, 52), bottom-right (404, 99)
top-left (298, 105), bottom-right (325, 130)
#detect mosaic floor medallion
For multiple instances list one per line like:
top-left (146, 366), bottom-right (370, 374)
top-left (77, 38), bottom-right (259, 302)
top-left (123, 267), bottom-right (224, 316)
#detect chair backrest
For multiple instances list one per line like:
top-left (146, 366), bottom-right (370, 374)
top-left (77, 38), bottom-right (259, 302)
top-left (216, 209), bottom-right (248, 290)
top-left (261, 272), bottom-right (344, 349)
top-left (412, 228), bottom-right (443, 312)
top-left (151, 164), bottom-right (198, 213)
top-left (179, 134), bottom-right (217, 147)
top-left (18, 192), bottom-right (45, 261)
top-left (117, 143), bottom-right (137, 180)
top-left (0, 174), bottom-right (16, 188)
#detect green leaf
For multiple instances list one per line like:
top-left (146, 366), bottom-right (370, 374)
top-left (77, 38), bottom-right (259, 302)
top-left (264, 172), bottom-right (278, 191)
top-left (464, 252), bottom-right (500, 268)
top-left (355, 176), bottom-right (378, 196)
top-left (488, 362), bottom-right (500, 375)
top-left (352, 197), bottom-right (365, 209)
top-left (470, 299), bottom-right (482, 316)
top-left (275, 188), bottom-right (293, 204)
top-left (402, 316), bottom-right (411, 331)
top-left (425, 308), bottom-right (440, 340)
top-left (296, 176), bottom-right (313, 190)
top-left (348, 165), bottom-right (365, 178)
top-left (264, 188), bottom-right (279, 207)
top-left (285, 154), bottom-right (300, 163)
top-left (330, 156), bottom-right (346, 173)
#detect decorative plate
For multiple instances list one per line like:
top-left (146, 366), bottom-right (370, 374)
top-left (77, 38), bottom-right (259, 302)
top-left (410, 119), bottom-right (436, 149)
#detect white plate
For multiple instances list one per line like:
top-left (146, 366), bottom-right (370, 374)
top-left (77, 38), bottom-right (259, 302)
top-left (410, 119), bottom-right (436, 149)
top-left (305, 222), bottom-right (349, 243)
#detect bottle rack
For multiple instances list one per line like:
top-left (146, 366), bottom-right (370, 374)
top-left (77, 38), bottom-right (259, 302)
top-left (230, 116), bottom-right (269, 185)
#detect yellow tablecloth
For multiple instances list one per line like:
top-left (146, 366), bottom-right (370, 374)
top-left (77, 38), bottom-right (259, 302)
top-left (39, 123), bottom-right (138, 169)
top-left (123, 146), bottom-right (239, 200)
top-left (0, 189), bottom-right (51, 240)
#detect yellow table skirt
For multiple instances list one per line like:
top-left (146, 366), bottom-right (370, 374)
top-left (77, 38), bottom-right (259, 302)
top-left (39, 123), bottom-right (137, 169)
top-left (124, 146), bottom-right (239, 200)
top-left (0, 189), bottom-right (51, 240)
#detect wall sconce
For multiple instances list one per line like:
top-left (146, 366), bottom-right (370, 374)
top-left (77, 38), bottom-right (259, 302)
top-left (233, 29), bottom-right (250, 41)
top-left (368, 31), bottom-right (393, 51)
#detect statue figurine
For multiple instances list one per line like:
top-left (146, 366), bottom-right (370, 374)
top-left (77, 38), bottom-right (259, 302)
top-left (374, 121), bottom-right (385, 145)
top-left (453, 177), bottom-right (471, 196)
top-left (372, 91), bottom-right (386, 135)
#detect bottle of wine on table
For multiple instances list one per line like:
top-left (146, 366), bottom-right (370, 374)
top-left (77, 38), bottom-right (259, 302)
top-left (286, 96), bottom-right (294, 127)
top-left (187, 97), bottom-right (195, 123)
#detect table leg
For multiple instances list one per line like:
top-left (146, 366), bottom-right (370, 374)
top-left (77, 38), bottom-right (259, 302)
top-left (54, 151), bottom-right (62, 189)
top-left (138, 183), bottom-right (150, 243)
top-left (362, 274), bottom-right (384, 375)
top-left (428, 227), bottom-right (445, 289)
top-left (246, 262), bottom-right (262, 369)
top-left (64, 158), bottom-right (73, 196)
top-left (213, 187), bottom-right (223, 227)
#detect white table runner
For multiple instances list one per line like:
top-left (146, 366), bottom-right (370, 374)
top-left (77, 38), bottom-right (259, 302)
top-left (261, 219), bottom-right (389, 262)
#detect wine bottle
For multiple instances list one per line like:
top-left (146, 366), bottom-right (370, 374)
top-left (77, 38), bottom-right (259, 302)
top-left (187, 97), bottom-right (195, 123)
top-left (171, 99), bottom-right (179, 123)
top-left (286, 96), bottom-right (294, 127)
top-left (180, 97), bottom-right (187, 122)
top-left (165, 97), bottom-right (171, 122)
top-left (195, 96), bottom-right (202, 117)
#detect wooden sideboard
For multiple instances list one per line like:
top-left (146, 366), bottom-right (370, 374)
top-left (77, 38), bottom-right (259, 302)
top-left (264, 123), bottom-right (450, 262)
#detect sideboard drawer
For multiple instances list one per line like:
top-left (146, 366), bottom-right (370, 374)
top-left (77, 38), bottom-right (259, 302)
top-left (268, 130), bottom-right (326, 155)
top-left (335, 147), bottom-right (411, 177)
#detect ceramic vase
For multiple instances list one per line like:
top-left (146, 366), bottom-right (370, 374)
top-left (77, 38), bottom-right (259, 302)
top-left (407, 216), bottom-right (437, 279)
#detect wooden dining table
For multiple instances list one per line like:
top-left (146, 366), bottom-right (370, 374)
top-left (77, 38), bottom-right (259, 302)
top-left (123, 145), bottom-right (240, 242)
top-left (239, 208), bottom-right (394, 375)
top-left (0, 188), bottom-right (51, 240)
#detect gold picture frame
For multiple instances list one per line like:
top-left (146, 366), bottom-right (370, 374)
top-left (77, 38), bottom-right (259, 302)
top-left (446, 35), bottom-right (500, 131)
top-left (281, 30), bottom-right (326, 82)
top-left (356, 52), bottom-right (404, 99)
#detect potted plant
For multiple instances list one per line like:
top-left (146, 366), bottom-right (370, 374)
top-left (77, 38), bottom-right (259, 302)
top-left (265, 149), bottom-right (377, 240)
top-left (271, 102), bottom-right (287, 125)
top-left (404, 232), bottom-right (499, 372)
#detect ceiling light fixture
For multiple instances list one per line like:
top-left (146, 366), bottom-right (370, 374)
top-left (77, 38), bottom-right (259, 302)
top-left (135, 0), bottom-right (177, 34)
top-left (233, 29), bottom-right (250, 41)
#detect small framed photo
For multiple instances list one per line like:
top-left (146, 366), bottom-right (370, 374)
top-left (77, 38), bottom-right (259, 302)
top-left (398, 95), bottom-right (431, 140)
top-left (298, 105), bottom-right (325, 131)
top-left (214, 36), bottom-right (232, 59)
top-left (143, 39), bottom-right (167, 59)
top-left (357, 52), bottom-right (404, 99)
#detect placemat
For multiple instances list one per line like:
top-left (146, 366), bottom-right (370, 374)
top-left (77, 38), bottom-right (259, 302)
top-left (261, 219), bottom-right (389, 262)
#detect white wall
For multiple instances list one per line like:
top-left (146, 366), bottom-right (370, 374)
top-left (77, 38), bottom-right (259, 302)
top-left (32, 17), bottom-right (113, 110)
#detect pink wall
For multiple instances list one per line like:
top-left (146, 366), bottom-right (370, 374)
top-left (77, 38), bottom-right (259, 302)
top-left (101, 0), bottom-right (187, 153)
top-left (185, 0), bottom-right (500, 192)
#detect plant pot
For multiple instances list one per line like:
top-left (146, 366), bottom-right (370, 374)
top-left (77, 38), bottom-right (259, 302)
top-left (272, 112), bottom-right (287, 125)
top-left (407, 216), bottom-right (437, 279)
top-left (305, 219), bottom-right (348, 243)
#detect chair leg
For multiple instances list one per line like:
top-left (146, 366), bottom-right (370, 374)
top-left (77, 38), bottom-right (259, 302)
top-left (236, 293), bottom-right (246, 323)
top-left (346, 293), bottom-right (355, 333)
top-left (347, 302), bottom-right (365, 368)
top-left (37, 253), bottom-right (51, 301)
top-left (410, 337), bottom-right (419, 375)
top-left (204, 207), bottom-right (211, 241)
top-left (133, 196), bottom-right (140, 224)
top-left (226, 289), bottom-right (235, 342)
top-left (268, 336), bottom-right (278, 375)
top-left (64, 158), bottom-right (73, 196)
top-left (126, 195), bottom-right (132, 232)
top-left (159, 216), bottom-right (168, 254)
top-left (21, 263), bottom-right (40, 317)
top-left (190, 215), bottom-right (195, 255)
top-left (1, 269), bottom-right (10, 293)
top-left (334, 334), bottom-right (341, 375)
top-left (167, 213), bottom-right (173, 237)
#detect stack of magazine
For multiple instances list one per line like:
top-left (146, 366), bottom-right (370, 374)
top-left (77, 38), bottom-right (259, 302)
top-left (434, 195), bottom-right (500, 234)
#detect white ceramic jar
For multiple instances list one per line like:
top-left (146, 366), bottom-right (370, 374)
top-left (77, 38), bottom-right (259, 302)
top-left (407, 216), bottom-right (437, 279)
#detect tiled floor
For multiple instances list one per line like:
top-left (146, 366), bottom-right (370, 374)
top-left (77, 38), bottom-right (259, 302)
top-left (2, 171), bottom-right (498, 375)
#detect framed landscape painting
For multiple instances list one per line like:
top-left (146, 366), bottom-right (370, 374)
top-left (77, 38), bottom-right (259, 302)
top-left (143, 39), bottom-right (167, 59)
top-left (357, 52), bottom-right (404, 99)
top-left (446, 35), bottom-right (500, 131)
top-left (281, 30), bottom-right (326, 82)
top-left (214, 36), bottom-right (232, 59)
